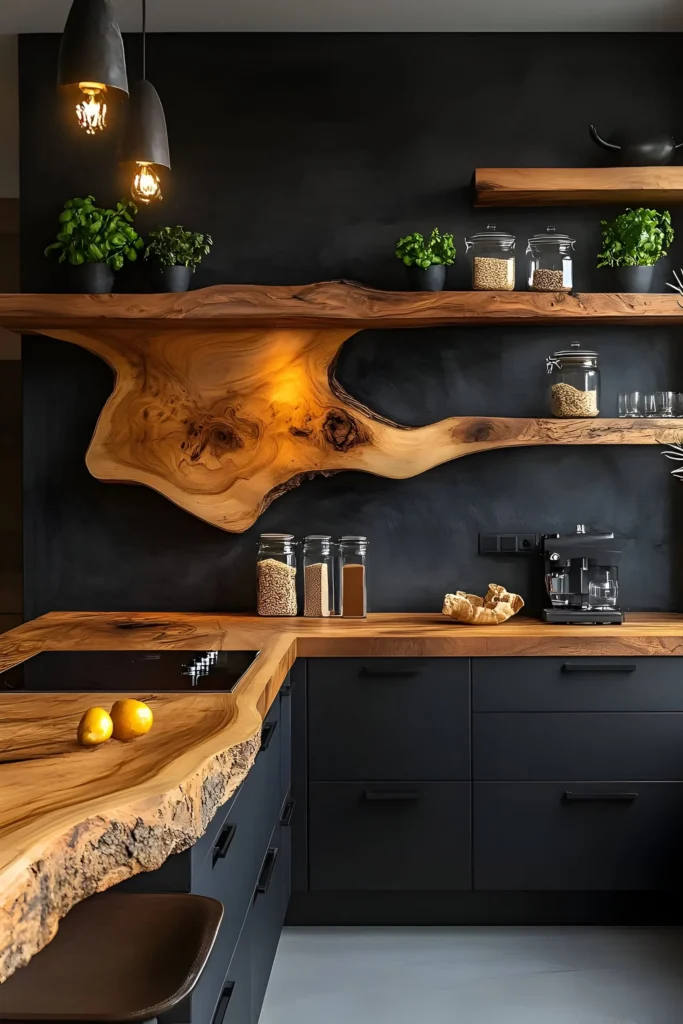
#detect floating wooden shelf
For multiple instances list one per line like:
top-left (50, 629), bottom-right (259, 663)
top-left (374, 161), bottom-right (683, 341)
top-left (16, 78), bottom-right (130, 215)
top-left (1, 285), bottom-right (680, 532)
top-left (1, 283), bottom-right (683, 328)
top-left (474, 166), bottom-right (683, 207)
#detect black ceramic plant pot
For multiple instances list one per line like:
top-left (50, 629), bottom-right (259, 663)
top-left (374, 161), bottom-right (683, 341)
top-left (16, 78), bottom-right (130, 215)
top-left (157, 265), bottom-right (193, 293)
top-left (71, 262), bottom-right (115, 294)
top-left (407, 264), bottom-right (447, 292)
top-left (614, 265), bottom-right (655, 293)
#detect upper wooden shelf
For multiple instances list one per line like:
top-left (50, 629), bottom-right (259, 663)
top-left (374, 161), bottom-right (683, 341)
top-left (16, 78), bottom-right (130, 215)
top-left (474, 167), bottom-right (683, 207)
top-left (1, 283), bottom-right (683, 329)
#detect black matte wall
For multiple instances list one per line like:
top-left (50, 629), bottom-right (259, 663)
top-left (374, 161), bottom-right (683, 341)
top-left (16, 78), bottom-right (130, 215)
top-left (19, 33), bottom-right (683, 617)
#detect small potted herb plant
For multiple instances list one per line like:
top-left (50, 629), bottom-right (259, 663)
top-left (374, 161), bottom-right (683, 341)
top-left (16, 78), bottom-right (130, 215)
top-left (395, 228), bottom-right (456, 291)
top-left (144, 225), bottom-right (213, 292)
top-left (597, 207), bottom-right (674, 292)
top-left (44, 196), bottom-right (143, 293)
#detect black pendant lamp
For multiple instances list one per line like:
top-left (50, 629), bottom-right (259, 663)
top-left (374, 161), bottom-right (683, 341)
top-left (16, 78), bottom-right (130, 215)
top-left (120, 0), bottom-right (170, 204)
top-left (58, 0), bottom-right (128, 135)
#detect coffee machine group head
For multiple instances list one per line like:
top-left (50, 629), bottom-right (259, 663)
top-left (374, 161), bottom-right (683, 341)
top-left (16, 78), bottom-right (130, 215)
top-left (542, 525), bottom-right (623, 625)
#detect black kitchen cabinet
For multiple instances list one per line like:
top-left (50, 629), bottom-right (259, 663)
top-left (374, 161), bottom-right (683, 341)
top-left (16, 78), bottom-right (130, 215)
top-left (309, 781), bottom-right (471, 891)
top-left (473, 657), bottom-right (683, 712)
top-left (474, 782), bottom-right (683, 891)
top-left (211, 914), bottom-right (252, 1024)
top-left (251, 819), bottom-right (291, 1022)
top-left (473, 712), bottom-right (683, 781)
top-left (308, 658), bottom-right (470, 781)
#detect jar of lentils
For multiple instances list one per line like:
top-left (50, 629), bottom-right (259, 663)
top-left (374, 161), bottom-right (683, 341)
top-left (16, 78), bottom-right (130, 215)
top-left (257, 533), bottom-right (298, 616)
top-left (527, 226), bottom-right (575, 292)
top-left (546, 342), bottom-right (600, 418)
top-left (465, 224), bottom-right (516, 291)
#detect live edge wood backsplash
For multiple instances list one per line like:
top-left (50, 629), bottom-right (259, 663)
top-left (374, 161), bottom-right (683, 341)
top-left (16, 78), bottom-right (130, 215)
top-left (18, 32), bottom-right (683, 617)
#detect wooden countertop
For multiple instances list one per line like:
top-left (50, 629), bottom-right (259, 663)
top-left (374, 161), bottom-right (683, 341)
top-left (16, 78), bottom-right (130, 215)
top-left (1, 609), bottom-right (683, 982)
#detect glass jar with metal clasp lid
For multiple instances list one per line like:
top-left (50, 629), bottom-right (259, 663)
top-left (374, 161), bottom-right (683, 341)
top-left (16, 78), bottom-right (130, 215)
top-left (465, 224), bottom-right (516, 291)
top-left (546, 342), bottom-right (600, 418)
top-left (256, 533), bottom-right (298, 616)
top-left (527, 226), bottom-right (575, 292)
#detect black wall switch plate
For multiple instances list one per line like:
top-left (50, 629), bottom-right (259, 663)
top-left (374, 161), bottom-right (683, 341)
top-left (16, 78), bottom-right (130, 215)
top-left (479, 533), bottom-right (539, 555)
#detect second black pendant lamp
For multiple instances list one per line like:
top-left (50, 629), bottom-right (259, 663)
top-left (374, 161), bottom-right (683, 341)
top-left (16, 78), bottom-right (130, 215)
top-left (120, 0), bottom-right (170, 203)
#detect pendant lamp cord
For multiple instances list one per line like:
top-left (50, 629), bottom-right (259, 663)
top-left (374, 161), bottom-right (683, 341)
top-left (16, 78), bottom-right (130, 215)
top-left (141, 0), bottom-right (147, 80)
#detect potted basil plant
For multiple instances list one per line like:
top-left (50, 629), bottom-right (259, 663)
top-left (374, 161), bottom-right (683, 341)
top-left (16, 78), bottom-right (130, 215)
top-left (44, 196), bottom-right (143, 293)
top-left (144, 225), bottom-right (214, 292)
top-left (597, 207), bottom-right (674, 293)
top-left (395, 228), bottom-right (456, 291)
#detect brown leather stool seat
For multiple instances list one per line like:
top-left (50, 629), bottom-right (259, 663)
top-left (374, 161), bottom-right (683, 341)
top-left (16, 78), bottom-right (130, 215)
top-left (0, 892), bottom-right (223, 1023)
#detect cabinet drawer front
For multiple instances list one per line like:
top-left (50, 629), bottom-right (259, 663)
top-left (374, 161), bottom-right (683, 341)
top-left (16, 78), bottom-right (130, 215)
top-left (309, 782), bottom-right (471, 891)
top-left (474, 782), bottom-right (683, 890)
top-left (308, 658), bottom-right (470, 781)
top-left (473, 657), bottom-right (683, 713)
top-left (251, 823), bottom-right (290, 1023)
top-left (474, 713), bottom-right (683, 781)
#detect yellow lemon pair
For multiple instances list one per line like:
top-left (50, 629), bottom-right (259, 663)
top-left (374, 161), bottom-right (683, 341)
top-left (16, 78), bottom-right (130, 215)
top-left (77, 699), bottom-right (154, 747)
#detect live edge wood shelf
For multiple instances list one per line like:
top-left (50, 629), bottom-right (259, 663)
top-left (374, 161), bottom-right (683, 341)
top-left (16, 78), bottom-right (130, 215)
top-left (474, 167), bottom-right (683, 207)
top-left (1, 282), bottom-right (681, 533)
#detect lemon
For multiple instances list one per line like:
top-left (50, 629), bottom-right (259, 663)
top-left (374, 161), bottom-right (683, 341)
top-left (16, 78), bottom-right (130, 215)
top-left (77, 706), bottom-right (114, 747)
top-left (110, 699), bottom-right (154, 742)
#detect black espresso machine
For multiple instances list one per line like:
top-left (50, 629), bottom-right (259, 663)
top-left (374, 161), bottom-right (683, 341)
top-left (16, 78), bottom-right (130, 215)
top-left (542, 525), bottom-right (623, 624)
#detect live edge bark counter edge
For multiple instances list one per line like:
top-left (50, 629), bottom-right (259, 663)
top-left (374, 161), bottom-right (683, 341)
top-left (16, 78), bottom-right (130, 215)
top-left (1, 611), bottom-right (683, 1000)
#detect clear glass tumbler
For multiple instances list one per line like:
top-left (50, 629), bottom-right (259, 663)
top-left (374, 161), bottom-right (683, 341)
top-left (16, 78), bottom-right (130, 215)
top-left (655, 391), bottom-right (676, 418)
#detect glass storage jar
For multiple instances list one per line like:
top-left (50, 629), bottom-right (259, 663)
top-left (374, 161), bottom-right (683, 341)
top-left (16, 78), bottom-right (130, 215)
top-left (257, 533), bottom-right (297, 616)
top-left (527, 226), bottom-right (575, 292)
top-left (546, 342), bottom-right (600, 418)
top-left (302, 535), bottom-right (335, 617)
top-left (339, 535), bottom-right (368, 618)
top-left (465, 224), bottom-right (516, 291)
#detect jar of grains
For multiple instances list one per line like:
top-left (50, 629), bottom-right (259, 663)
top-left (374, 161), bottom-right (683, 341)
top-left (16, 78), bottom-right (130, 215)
top-left (303, 535), bottom-right (336, 617)
top-left (465, 224), bottom-right (516, 291)
top-left (546, 342), bottom-right (600, 418)
top-left (339, 535), bottom-right (368, 618)
top-left (526, 226), bottom-right (575, 292)
top-left (257, 533), bottom-right (298, 616)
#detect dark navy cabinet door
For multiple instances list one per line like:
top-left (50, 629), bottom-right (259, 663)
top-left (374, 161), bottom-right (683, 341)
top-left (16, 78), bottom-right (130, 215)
top-left (473, 657), bottom-right (683, 712)
top-left (308, 658), bottom-right (470, 781)
top-left (474, 782), bottom-right (683, 890)
top-left (309, 781), bottom-right (471, 891)
top-left (474, 712), bottom-right (683, 781)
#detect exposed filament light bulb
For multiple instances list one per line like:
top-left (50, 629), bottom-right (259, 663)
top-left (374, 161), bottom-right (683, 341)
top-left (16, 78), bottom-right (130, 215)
top-left (131, 162), bottom-right (163, 203)
top-left (76, 82), bottom-right (107, 134)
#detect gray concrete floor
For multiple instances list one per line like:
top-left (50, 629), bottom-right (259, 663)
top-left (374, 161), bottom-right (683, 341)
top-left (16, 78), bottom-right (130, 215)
top-left (261, 926), bottom-right (683, 1023)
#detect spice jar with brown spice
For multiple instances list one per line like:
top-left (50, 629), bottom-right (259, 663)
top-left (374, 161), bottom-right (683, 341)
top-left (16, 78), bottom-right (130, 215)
top-left (339, 535), bottom-right (368, 618)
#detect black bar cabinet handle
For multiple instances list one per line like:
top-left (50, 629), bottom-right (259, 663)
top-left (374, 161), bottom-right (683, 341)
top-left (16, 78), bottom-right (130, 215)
top-left (255, 847), bottom-right (279, 895)
top-left (563, 791), bottom-right (639, 802)
top-left (259, 719), bottom-right (278, 752)
top-left (359, 667), bottom-right (419, 679)
top-left (279, 798), bottom-right (296, 827)
top-left (212, 823), bottom-right (237, 866)
top-left (561, 664), bottom-right (637, 674)
top-left (212, 983), bottom-right (235, 1024)
top-left (364, 789), bottom-right (421, 802)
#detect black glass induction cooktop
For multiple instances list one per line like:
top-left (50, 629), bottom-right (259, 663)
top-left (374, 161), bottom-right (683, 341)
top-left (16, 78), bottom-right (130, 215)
top-left (0, 650), bottom-right (261, 693)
